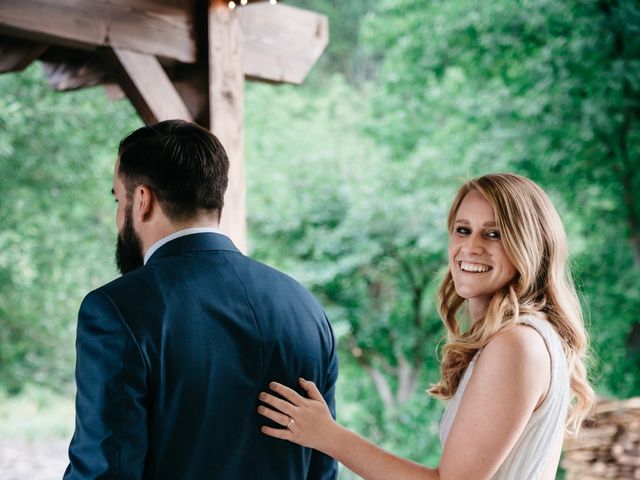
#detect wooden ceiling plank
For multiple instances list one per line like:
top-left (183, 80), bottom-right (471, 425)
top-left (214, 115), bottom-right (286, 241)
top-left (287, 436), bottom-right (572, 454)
top-left (106, 47), bottom-right (193, 124)
top-left (0, 0), bottom-right (196, 63)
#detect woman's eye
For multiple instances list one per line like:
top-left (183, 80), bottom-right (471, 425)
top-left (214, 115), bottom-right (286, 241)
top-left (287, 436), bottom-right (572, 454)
top-left (455, 226), bottom-right (470, 235)
top-left (486, 230), bottom-right (501, 240)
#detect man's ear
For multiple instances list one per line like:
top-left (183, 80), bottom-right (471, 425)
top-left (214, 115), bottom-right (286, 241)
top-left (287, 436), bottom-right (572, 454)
top-left (132, 185), bottom-right (157, 223)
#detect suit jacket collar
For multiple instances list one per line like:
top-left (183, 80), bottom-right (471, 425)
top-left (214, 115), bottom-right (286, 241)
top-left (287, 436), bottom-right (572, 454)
top-left (146, 232), bottom-right (240, 264)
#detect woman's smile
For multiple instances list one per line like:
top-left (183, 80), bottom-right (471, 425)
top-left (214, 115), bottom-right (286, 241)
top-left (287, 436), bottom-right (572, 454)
top-left (457, 260), bottom-right (493, 273)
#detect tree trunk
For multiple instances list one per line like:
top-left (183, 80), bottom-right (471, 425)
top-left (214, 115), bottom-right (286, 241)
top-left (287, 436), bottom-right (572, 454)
top-left (363, 365), bottom-right (395, 410)
top-left (397, 355), bottom-right (421, 404)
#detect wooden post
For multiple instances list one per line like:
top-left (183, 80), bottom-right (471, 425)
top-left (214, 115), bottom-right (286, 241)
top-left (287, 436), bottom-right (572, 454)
top-left (209, 0), bottom-right (247, 253)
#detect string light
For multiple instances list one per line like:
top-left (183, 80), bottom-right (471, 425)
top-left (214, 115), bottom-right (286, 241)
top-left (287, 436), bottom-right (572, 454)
top-left (228, 0), bottom-right (277, 8)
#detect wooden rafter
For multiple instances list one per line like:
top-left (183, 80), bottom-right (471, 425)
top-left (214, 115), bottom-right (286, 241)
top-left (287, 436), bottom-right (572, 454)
top-left (0, 35), bottom-right (48, 73)
top-left (105, 47), bottom-right (193, 124)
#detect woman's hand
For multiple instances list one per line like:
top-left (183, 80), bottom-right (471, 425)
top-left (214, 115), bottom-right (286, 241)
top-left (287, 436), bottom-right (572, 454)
top-left (259, 378), bottom-right (439, 480)
top-left (258, 377), bottom-right (335, 452)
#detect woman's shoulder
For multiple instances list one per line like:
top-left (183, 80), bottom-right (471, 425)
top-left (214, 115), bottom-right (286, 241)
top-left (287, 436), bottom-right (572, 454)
top-left (475, 322), bottom-right (551, 397)
top-left (482, 322), bottom-right (550, 366)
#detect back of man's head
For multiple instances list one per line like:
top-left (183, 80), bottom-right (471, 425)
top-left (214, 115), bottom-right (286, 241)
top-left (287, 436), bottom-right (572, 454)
top-left (118, 119), bottom-right (229, 222)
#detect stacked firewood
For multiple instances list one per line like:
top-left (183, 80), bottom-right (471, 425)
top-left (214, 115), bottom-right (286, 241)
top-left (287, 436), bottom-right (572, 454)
top-left (562, 397), bottom-right (640, 479)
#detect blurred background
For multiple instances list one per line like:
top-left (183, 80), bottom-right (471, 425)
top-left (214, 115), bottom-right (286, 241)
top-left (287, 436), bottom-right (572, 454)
top-left (1, 0), bottom-right (639, 478)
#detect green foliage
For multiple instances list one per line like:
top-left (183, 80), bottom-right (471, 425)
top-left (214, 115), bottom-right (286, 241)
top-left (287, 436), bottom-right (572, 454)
top-left (358, 0), bottom-right (640, 398)
top-left (0, 64), bottom-right (139, 393)
top-left (287, 0), bottom-right (380, 84)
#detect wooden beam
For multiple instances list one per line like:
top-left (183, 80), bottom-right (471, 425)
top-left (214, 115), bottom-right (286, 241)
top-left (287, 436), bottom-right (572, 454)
top-left (170, 66), bottom-right (211, 128)
top-left (35, 46), bottom-right (208, 123)
top-left (104, 84), bottom-right (126, 101)
top-left (40, 47), bottom-right (112, 91)
top-left (209, 2), bottom-right (247, 253)
top-left (166, 0), bottom-right (213, 128)
top-left (0, 35), bottom-right (47, 73)
top-left (0, 0), bottom-right (197, 63)
top-left (105, 47), bottom-right (193, 125)
top-left (239, 2), bottom-right (329, 84)
top-left (1, 1), bottom-right (328, 85)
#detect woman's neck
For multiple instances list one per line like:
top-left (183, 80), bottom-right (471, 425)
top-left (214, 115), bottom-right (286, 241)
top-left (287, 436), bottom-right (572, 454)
top-left (468, 296), bottom-right (491, 324)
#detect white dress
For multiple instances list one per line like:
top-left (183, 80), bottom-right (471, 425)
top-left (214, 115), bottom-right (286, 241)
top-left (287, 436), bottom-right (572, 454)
top-left (439, 315), bottom-right (570, 480)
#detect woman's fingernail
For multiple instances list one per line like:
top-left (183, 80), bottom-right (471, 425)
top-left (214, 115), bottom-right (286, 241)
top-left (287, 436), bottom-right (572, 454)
top-left (270, 382), bottom-right (277, 389)
top-left (299, 377), bottom-right (306, 383)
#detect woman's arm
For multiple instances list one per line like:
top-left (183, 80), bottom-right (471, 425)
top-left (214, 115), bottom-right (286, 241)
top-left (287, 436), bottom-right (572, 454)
top-left (258, 325), bottom-right (551, 480)
top-left (259, 379), bottom-right (438, 480)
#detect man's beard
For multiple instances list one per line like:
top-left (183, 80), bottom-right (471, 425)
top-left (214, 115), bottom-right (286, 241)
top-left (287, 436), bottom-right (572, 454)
top-left (115, 206), bottom-right (144, 275)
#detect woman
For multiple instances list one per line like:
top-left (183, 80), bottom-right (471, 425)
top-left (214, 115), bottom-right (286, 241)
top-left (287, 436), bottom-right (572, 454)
top-left (258, 173), bottom-right (594, 479)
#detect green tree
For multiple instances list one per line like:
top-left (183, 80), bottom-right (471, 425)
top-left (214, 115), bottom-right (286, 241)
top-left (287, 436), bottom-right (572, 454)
top-left (0, 64), bottom-right (138, 393)
top-left (361, 0), bottom-right (640, 396)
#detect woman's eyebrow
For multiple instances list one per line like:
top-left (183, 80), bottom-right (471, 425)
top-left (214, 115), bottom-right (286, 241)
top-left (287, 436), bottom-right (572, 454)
top-left (454, 219), bottom-right (497, 227)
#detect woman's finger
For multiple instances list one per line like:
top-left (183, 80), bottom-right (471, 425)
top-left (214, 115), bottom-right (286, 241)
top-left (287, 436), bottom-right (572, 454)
top-left (268, 382), bottom-right (304, 406)
top-left (259, 392), bottom-right (296, 416)
top-left (257, 405), bottom-right (292, 427)
top-left (261, 425), bottom-right (293, 441)
top-left (299, 378), bottom-right (324, 402)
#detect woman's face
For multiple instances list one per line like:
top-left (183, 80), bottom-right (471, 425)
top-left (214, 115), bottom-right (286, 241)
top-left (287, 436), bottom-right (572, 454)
top-left (448, 190), bottom-right (517, 317)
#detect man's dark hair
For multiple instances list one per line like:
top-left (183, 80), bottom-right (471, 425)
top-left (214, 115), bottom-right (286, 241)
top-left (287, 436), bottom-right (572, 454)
top-left (117, 119), bottom-right (229, 221)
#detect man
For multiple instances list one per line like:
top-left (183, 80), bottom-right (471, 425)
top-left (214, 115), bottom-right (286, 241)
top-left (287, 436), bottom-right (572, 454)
top-left (63, 119), bottom-right (338, 479)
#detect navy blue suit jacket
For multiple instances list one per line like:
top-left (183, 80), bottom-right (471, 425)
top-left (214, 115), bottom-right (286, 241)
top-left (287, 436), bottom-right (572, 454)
top-left (63, 233), bottom-right (338, 479)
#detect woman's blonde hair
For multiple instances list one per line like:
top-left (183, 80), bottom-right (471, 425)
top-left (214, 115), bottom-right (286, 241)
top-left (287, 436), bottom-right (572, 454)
top-left (429, 173), bottom-right (594, 433)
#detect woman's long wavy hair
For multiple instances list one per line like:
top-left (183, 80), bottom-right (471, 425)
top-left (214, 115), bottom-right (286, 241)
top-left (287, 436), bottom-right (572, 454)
top-left (428, 173), bottom-right (594, 433)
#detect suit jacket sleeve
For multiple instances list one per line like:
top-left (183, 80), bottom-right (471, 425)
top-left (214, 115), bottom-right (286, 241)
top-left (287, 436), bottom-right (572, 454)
top-left (307, 314), bottom-right (339, 480)
top-left (63, 290), bottom-right (148, 480)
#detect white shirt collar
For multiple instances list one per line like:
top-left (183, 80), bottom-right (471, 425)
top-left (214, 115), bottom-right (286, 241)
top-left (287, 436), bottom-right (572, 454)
top-left (143, 227), bottom-right (224, 265)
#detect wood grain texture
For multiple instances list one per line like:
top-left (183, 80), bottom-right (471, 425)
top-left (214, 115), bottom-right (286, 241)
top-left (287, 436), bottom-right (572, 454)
top-left (239, 2), bottom-right (328, 84)
top-left (106, 47), bottom-right (193, 124)
top-left (0, 0), bottom-right (197, 62)
top-left (209, 4), bottom-right (247, 253)
top-left (563, 397), bottom-right (640, 479)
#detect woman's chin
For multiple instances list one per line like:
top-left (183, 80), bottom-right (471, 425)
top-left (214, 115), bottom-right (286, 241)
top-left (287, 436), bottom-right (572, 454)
top-left (453, 286), bottom-right (472, 299)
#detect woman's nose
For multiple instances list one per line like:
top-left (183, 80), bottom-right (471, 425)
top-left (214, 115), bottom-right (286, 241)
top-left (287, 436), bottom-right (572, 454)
top-left (462, 234), bottom-right (485, 254)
